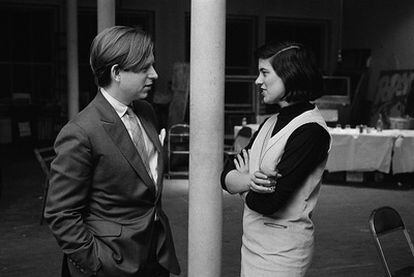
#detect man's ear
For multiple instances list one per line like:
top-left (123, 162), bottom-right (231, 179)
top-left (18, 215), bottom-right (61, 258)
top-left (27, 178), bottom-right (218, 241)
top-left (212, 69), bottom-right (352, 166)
top-left (111, 64), bottom-right (120, 82)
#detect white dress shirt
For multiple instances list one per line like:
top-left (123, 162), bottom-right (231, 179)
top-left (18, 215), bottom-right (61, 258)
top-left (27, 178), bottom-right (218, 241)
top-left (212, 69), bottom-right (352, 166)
top-left (100, 88), bottom-right (159, 185)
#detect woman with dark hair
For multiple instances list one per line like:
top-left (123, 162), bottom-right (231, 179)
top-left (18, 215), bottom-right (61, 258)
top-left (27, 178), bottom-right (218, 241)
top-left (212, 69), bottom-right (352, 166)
top-left (221, 42), bottom-right (331, 276)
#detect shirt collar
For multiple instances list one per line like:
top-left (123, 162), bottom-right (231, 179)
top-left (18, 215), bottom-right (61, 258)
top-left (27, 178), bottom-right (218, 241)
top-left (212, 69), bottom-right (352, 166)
top-left (279, 101), bottom-right (314, 118)
top-left (100, 88), bottom-right (129, 118)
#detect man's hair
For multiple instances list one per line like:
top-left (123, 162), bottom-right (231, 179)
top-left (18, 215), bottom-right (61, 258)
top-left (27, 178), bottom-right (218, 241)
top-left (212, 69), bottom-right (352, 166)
top-left (255, 42), bottom-right (323, 102)
top-left (89, 26), bottom-right (154, 87)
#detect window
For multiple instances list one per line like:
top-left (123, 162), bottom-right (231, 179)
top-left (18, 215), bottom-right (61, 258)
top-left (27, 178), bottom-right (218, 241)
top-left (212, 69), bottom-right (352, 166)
top-left (185, 15), bottom-right (257, 138)
top-left (185, 15), bottom-right (256, 74)
top-left (0, 6), bottom-right (56, 103)
top-left (225, 16), bottom-right (257, 75)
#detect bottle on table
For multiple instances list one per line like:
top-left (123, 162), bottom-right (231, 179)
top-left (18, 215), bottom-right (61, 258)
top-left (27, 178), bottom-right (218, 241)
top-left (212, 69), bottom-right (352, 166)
top-left (376, 113), bottom-right (384, 132)
top-left (242, 117), bottom-right (247, 127)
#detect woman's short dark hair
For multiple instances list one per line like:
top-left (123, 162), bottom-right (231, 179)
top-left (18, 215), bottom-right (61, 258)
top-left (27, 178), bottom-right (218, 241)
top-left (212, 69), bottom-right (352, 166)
top-left (89, 26), bottom-right (154, 88)
top-left (255, 42), bottom-right (323, 102)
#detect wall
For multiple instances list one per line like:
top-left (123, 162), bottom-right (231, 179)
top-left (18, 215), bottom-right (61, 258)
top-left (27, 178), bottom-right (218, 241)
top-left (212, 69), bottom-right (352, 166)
top-left (342, 0), bottom-right (414, 102)
top-left (0, 0), bottom-right (342, 111)
top-left (118, 0), bottom-right (342, 101)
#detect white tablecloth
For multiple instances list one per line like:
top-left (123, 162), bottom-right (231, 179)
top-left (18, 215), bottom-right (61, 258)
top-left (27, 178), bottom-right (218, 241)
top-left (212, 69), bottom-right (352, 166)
top-left (234, 125), bottom-right (414, 174)
top-left (326, 128), bottom-right (396, 173)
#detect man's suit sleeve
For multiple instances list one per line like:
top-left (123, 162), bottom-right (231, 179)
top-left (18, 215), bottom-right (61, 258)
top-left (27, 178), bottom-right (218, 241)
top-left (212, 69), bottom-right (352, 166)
top-left (45, 122), bottom-right (101, 275)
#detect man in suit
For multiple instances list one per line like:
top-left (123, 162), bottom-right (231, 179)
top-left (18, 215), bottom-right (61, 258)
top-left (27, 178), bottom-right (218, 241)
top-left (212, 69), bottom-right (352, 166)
top-left (45, 26), bottom-right (180, 277)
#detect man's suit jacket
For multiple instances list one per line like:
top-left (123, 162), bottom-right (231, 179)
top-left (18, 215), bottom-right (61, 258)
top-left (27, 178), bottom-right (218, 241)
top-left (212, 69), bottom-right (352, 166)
top-left (45, 92), bottom-right (180, 277)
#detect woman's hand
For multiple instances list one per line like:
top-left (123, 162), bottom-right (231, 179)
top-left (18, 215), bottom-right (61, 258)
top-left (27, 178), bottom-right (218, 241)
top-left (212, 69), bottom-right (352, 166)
top-left (248, 170), bottom-right (281, 194)
top-left (224, 149), bottom-right (251, 194)
top-left (228, 149), bottom-right (281, 195)
top-left (234, 149), bottom-right (249, 174)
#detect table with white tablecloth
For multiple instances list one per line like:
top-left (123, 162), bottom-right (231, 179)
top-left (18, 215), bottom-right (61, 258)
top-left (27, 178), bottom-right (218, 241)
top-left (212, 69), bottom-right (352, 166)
top-left (326, 128), bottom-right (395, 173)
top-left (234, 125), bottom-right (414, 174)
top-left (327, 128), bottom-right (414, 174)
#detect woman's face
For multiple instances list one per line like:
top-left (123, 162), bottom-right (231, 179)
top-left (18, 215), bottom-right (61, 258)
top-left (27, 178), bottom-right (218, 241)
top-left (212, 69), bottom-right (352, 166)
top-left (255, 58), bottom-right (286, 105)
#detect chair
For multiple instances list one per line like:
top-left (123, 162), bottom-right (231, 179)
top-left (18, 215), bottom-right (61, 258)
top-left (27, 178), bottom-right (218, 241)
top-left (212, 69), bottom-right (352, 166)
top-left (167, 124), bottom-right (189, 178)
top-left (33, 147), bottom-right (56, 224)
top-left (224, 126), bottom-right (253, 164)
top-left (369, 206), bottom-right (414, 277)
top-left (233, 126), bottom-right (252, 153)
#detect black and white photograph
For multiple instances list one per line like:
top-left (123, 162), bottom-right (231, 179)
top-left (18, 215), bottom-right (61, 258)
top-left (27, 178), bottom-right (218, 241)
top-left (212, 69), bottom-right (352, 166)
top-left (0, 0), bottom-right (414, 276)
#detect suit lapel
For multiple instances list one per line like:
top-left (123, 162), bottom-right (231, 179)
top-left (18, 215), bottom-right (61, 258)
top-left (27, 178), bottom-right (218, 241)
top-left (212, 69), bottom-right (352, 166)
top-left (93, 92), bottom-right (156, 193)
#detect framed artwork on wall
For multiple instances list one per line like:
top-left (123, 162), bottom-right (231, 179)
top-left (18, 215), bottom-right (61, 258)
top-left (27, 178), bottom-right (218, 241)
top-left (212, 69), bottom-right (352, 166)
top-left (370, 69), bottom-right (414, 127)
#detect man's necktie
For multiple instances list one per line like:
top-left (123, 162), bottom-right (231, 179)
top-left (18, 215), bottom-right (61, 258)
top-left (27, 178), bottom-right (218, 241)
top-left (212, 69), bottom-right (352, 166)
top-left (125, 107), bottom-right (149, 164)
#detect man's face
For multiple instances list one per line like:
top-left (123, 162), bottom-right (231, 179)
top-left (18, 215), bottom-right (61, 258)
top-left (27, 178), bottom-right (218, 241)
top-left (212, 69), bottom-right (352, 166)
top-left (118, 52), bottom-right (158, 102)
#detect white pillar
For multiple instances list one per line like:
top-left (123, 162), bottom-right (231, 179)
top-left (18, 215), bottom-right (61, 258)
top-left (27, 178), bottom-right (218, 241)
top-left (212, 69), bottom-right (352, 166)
top-left (67, 0), bottom-right (79, 120)
top-left (188, 0), bottom-right (226, 276)
top-left (97, 0), bottom-right (115, 33)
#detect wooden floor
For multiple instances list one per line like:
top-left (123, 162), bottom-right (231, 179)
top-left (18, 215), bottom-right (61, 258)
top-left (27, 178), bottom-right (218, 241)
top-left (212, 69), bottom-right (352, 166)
top-left (1, 149), bottom-right (413, 277)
